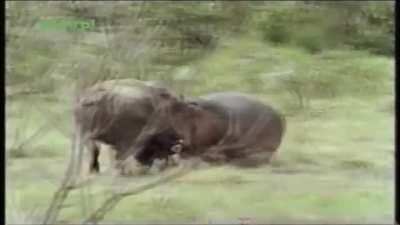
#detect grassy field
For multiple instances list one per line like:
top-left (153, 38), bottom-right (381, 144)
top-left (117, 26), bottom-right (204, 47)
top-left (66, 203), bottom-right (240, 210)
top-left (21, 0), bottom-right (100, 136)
top-left (6, 35), bottom-right (394, 224)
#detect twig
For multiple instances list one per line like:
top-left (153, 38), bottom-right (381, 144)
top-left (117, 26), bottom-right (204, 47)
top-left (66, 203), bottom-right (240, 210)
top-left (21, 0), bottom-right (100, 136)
top-left (84, 162), bottom-right (197, 224)
top-left (42, 125), bottom-right (83, 224)
top-left (10, 122), bottom-right (50, 152)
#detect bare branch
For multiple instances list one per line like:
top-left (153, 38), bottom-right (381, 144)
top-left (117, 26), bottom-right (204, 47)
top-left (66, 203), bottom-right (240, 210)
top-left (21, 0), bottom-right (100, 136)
top-left (42, 123), bottom-right (83, 224)
top-left (8, 122), bottom-right (48, 153)
top-left (84, 161), bottom-right (197, 224)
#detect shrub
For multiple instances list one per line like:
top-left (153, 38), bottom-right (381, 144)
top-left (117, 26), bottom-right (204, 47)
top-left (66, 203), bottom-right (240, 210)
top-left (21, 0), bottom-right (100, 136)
top-left (260, 12), bottom-right (291, 44)
top-left (293, 30), bottom-right (325, 54)
top-left (255, 2), bottom-right (394, 56)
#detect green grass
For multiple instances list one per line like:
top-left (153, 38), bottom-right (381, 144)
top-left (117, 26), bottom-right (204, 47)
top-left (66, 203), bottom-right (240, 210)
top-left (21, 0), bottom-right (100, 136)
top-left (6, 35), bottom-right (394, 224)
top-left (184, 35), bottom-right (393, 100)
top-left (6, 95), bottom-right (394, 223)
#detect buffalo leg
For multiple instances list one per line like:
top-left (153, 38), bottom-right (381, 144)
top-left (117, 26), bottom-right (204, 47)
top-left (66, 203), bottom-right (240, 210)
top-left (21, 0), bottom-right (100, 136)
top-left (87, 140), bottom-right (100, 173)
top-left (201, 144), bottom-right (245, 164)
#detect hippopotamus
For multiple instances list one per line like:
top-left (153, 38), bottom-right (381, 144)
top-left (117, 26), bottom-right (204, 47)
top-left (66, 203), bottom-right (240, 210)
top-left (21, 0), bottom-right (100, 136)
top-left (74, 79), bottom-right (181, 173)
top-left (132, 92), bottom-right (286, 167)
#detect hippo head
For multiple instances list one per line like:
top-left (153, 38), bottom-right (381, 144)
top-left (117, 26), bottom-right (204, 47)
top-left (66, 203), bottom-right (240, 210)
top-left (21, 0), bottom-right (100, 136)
top-left (131, 92), bottom-right (191, 163)
top-left (163, 99), bottom-right (204, 147)
top-left (141, 93), bottom-right (199, 146)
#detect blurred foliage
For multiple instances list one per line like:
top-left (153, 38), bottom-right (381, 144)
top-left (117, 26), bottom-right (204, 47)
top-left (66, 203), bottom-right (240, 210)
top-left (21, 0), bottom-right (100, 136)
top-left (6, 1), bottom-right (394, 99)
top-left (255, 1), bottom-right (394, 55)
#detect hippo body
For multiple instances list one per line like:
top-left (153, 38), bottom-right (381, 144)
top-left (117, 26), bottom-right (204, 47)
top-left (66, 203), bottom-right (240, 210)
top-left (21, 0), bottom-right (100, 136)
top-left (134, 92), bottom-right (286, 167)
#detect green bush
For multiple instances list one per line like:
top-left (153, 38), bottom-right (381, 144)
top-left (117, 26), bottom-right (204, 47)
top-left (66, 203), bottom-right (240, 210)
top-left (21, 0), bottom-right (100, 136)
top-left (350, 30), bottom-right (394, 56)
top-left (293, 30), bottom-right (325, 54)
top-left (255, 2), bottom-right (394, 56)
top-left (263, 23), bottom-right (291, 44)
top-left (260, 11), bottom-right (292, 45)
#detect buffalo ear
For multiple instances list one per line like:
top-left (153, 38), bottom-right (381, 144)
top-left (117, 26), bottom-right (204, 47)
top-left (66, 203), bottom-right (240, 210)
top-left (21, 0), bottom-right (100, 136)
top-left (188, 101), bottom-right (199, 106)
top-left (159, 90), bottom-right (171, 99)
top-left (171, 102), bottom-right (185, 113)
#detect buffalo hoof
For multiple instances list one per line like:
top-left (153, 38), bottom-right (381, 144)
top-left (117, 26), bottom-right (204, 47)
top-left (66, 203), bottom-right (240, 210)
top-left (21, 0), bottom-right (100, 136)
top-left (151, 155), bottom-right (181, 173)
top-left (169, 153), bottom-right (181, 166)
top-left (119, 165), bottom-right (150, 176)
top-left (89, 166), bottom-right (100, 174)
top-left (151, 158), bottom-right (168, 172)
top-left (115, 156), bottom-right (149, 176)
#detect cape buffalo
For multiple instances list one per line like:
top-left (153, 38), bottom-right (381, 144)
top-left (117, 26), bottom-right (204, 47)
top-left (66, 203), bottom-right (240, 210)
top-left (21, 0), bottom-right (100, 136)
top-left (133, 92), bottom-right (286, 167)
top-left (74, 79), bottom-right (181, 174)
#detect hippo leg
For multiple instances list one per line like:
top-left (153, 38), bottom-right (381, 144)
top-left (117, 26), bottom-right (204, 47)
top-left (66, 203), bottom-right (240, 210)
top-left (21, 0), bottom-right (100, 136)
top-left (231, 150), bottom-right (275, 168)
top-left (202, 143), bottom-right (246, 164)
top-left (87, 140), bottom-right (100, 173)
top-left (201, 148), bottom-right (227, 164)
top-left (203, 144), bottom-right (272, 167)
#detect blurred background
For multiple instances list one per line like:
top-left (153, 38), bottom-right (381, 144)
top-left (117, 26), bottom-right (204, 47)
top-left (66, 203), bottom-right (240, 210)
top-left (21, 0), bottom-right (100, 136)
top-left (6, 1), bottom-right (394, 224)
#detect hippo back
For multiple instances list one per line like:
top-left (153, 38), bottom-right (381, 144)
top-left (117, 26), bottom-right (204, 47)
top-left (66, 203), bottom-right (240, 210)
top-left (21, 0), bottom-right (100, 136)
top-left (198, 92), bottom-right (285, 150)
top-left (200, 92), bottom-right (279, 128)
